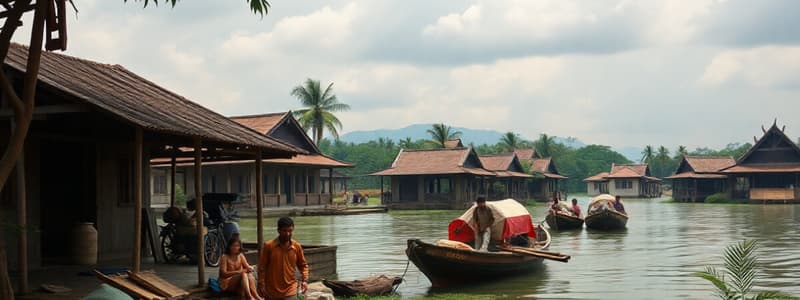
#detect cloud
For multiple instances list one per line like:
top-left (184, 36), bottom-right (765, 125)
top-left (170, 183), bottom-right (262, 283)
top-left (699, 46), bottom-right (800, 89)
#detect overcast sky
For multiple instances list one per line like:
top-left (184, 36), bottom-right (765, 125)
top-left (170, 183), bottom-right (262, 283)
top-left (12, 0), bottom-right (800, 149)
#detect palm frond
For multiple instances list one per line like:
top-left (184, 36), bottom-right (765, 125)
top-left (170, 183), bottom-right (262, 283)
top-left (752, 291), bottom-right (799, 300)
top-left (324, 102), bottom-right (351, 112)
top-left (694, 267), bottom-right (736, 300)
top-left (724, 240), bottom-right (758, 296)
top-left (320, 82), bottom-right (335, 103)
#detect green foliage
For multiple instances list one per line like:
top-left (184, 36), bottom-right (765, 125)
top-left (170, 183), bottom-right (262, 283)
top-left (691, 142), bottom-right (753, 160)
top-left (125, 0), bottom-right (271, 16)
top-left (426, 123), bottom-right (462, 148)
top-left (534, 133), bottom-right (556, 157)
top-left (694, 240), bottom-right (797, 300)
top-left (174, 184), bottom-right (187, 207)
top-left (292, 79), bottom-right (350, 144)
top-left (705, 193), bottom-right (731, 204)
top-left (498, 131), bottom-right (529, 152)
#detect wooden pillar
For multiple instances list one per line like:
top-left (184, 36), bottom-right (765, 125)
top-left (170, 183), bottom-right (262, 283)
top-left (304, 168), bottom-right (309, 206)
top-left (380, 176), bottom-right (384, 205)
top-left (132, 127), bottom-right (143, 273)
top-left (329, 168), bottom-right (334, 204)
top-left (170, 154), bottom-right (176, 207)
top-left (193, 137), bottom-right (205, 285)
top-left (16, 152), bottom-right (28, 294)
top-left (276, 170), bottom-right (282, 207)
top-left (254, 150), bottom-right (263, 254)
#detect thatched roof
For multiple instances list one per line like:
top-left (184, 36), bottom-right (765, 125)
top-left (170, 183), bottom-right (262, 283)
top-left (371, 147), bottom-right (494, 176)
top-left (5, 43), bottom-right (299, 155)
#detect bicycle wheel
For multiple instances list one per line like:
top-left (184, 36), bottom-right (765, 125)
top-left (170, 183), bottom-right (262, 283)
top-left (204, 231), bottom-right (222, 267)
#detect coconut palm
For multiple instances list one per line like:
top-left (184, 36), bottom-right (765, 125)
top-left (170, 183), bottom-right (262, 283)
top-left (535, 134), bottom-right (556, 157)
top-left (694, 240), bottom-right (796, 300)
top-left (291, 79), bottom-right (350, 144)
top-left (499, 132), bottom-right (524, 152)
top-left (399, 137), bottom-right (414, 149)
top-left (426, 123), bottom-right (462, 148)
top-left (641, 145), bottom-right (655, 163)
top-left (656, 146), bottom-right (670, 177)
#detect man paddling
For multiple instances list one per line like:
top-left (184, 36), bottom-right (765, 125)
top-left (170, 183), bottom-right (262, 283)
top-left (473, 196), bottom-right (495, 251)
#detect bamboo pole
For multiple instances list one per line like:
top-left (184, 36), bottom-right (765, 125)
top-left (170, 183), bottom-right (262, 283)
top-left (193, 137), bottom-right (205, 285)
top-left (133, 127), bottom-right (143, 273)
top-left (15, 152), bottom-right (27, 294)
top-left (254, 150), bottom-right (263, 254)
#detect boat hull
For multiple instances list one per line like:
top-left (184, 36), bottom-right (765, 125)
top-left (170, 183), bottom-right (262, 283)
top-left (406, 227), bottom-right (551, 287)
top-left (584, 209), bottom-right (628, 230)
top-left (545, 211), bottom-right (584, 230)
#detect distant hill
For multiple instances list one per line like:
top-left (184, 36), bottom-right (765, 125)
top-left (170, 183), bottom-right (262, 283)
top-left (340, 123), bottom-right (585, 148)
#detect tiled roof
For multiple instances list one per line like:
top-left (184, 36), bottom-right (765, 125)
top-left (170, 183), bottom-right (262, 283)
top-left (584, 172), bottom-right (610, 182)
top-left (371, 148), bottom-right (494, 176)
top-left (722, 163), bottom-right (800, 173)
top-left (231, 112), bottom-right (288, 135)
top-left (444, 139), bottom-right (464, 148)
top-left (513, 148), bottom-right (537, 161)
top-left (684, 156), bottom-right (736, 173)
top-left (479, 154), bottom-right (515, 171)
top-left (665, 172), bottom-right (728, 179)
top-left (611, 164), bottom-right (648, 177)
top-left (152, 153), bottom-right (351, 168)
top-left (531, 157), bottom-right (551, 173)
top-left (5, 43), bottom-right (299, 155)
top-left (606, 167), bottom-right (644, 178)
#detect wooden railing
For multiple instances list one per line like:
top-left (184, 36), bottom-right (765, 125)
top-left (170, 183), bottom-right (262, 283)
top-left (750, 188), bottom-right (795, 201)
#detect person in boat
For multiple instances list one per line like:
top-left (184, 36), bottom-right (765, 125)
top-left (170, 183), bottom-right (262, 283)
top-left (473, 196), bottom-right (495, 251)
top-left (550, 194), bottom-right (561, 211)
top-left (258, 217), bottom-right (309, 300)
top-left (611, 195), bottom-right (626, 213)
top-left (219, 237), bottom-right (262, 300)
top-left (571, 198), bottom-right (582, 218)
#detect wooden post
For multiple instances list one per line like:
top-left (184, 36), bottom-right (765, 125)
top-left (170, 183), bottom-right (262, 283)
top-left (254, 150), bottom-right (264, 254)
top-left (193, 137), bottom-right (205, 285)
top-left (380, 176), bottom-right (384, 205)
top-left (170, 153), bottom-right (176, 207)
top-left (328, 168), bottom-right (334, 204)
top-left (276, 170), bottom-right (281, 207)
top-left (304, 168), bottom-right (309, 206)
top-left (16, 152), bottom-right (28, 294)
top-left (133, 127), bottom-right (143, 273)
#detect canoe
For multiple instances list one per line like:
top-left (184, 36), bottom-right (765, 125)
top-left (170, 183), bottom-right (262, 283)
top-left (406, 226), bottom-right (551, 287)
top-left (545, 211), bottom-right (584, 230)
top-left (584, 208), bottom-right (628, 230)
top-left (322, 274), bottom-right (402, 297)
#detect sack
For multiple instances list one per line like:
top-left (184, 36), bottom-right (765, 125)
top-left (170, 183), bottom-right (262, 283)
top-left (208, 278), bottom-right (221, 293)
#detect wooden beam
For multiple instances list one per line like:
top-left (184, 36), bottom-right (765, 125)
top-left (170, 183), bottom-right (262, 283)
top-left (0, 103), bottom-right (90, 117)
top-left (254, 150), bottom-right (263, 255)
top-left (132, 127), bottom-right (143, 272)
top-left (15, 151), bottom-right (27, 294)
top-left (193, 137), bottom-right (205, 286)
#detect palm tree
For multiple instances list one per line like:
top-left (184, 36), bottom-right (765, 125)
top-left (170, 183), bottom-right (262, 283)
top-left (499, 132), bottom-right (523, 152)
top-left (399, 137), bottom-right (414, 149)
top-left (641, 145), bottom-right (655, 163)
top-left (535, 134), bottom-right (556, 157)
top-left (291, 78), bottom-right (350, 144)
top-left (694, 240), bottom-right (796, 300)
top-left (426, 123), bottom-right (462, 148)
top-left (656, 146), bottom-right (670, 177)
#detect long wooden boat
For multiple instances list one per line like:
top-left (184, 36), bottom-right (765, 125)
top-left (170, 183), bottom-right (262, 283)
top-left (406, 226), bottom-right (551, 287)
top-left (584, 208), bottom-right (628, 230)
top-left (322, 275), bottom-right (402, 297)
top-left (545, 211), bottom-right (584, 230)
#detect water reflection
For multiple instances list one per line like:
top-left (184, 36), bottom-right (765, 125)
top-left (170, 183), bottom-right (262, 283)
top-left (240, 197), bottom-right (800, 299)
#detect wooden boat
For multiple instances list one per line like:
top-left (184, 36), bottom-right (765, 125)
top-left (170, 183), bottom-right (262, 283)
top-left (545, 210), bottom-right (584, 230)
top-left (406, 226), bottom-right (551, 287)
top-left (584, 208), bottom-right (628, 230)
top-left (322, 274), bottom-right (402, 297)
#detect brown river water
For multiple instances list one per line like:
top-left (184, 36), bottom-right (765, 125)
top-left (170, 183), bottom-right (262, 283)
top-left (239, 197), bottom-right (800, 299)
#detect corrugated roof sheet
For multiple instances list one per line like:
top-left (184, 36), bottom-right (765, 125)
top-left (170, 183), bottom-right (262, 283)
top-left (5, 43), bottom-right (299, 154)
top-left (371, 148), bottom-right (494, 176)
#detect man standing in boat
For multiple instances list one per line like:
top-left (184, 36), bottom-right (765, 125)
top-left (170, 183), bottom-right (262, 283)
top-left (612, 195), bottom-right (626, 213)
top-left (473, 196), bottom-right (495, 251)
top-left (258, 217), bottom-right (309, 300)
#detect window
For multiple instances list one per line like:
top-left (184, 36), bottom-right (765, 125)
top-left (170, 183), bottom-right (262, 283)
top-left (439, 178), bottom-right (451, 193)
top-left (153, 171), bottom-right (167, 195)
top-left (735, 177), bottom-right (749, 191)
top-left (615, 180), bottom-right (632, 189)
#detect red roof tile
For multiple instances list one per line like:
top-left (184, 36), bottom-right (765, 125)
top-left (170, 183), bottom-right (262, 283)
top-left (584, 172), bottom-right (610, 182)
top-left (665, 172), bottom-right (728, 179)
top-left (371, 148), bottom-right (494, 176)
top-left (722, 163), bottom-right (800, 173)
top-left (684, 156), bottom-right (736, 173)
top-left (444, 139), bottom-right (464, 148)
top-left (231, 112), bottom-right (288, 135)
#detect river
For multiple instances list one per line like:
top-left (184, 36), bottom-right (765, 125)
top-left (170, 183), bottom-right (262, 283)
top-left (238, 197), bottom-right (800, 299)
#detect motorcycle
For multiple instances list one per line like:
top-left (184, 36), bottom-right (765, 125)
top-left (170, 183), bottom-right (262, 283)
top-left (160, 193), bottom-right (242, 267)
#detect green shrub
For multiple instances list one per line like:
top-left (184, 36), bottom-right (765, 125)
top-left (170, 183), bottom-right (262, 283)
top-left (704, 193), bottom-right (730, 203)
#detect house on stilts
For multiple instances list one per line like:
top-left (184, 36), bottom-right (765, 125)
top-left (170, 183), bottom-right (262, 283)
top-left (665, 156), bottom-right (735, 202)
top-left (478, 153), bottom-right (533, 201)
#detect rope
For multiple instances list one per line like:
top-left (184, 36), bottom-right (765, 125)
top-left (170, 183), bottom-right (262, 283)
top-left (392, 258), bottom-right (411, 295)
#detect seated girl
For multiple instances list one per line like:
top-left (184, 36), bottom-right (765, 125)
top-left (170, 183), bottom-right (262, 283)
top-left (219, 237), bottom-right (262, 300)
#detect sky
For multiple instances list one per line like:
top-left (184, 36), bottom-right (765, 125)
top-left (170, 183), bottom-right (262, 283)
top-left (11, 0), bottom-right (800, 150)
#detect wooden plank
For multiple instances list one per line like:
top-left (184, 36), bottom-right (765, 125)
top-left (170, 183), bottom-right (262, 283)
top-left (128, 270), bottom-right (190, 299)
top-left (94, 270), bottom-right (165, 300)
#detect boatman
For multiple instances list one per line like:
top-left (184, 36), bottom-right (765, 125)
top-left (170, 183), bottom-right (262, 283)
top-left (473, 196), bottom-right (495, 251)
top-left (612, 195), bottom-right (626, 213)
top-left (258, 217), bottom-right (309, 300)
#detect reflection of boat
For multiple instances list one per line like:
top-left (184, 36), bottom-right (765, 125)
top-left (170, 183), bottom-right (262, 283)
top-left (585, 194), bottom-right (627, 230)
top-left (545, 211), bottom-right (584, 230)
top-left (406, 199), bottom-right (552, 287)
top-left (322, 275), bottom-right (402, 297)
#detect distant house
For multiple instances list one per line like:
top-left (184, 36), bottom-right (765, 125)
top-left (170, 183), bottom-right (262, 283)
top-left (371, 147), bottom-right (495, 209)
top-left (479, 153), bottom-right (533, 201)
top-left (444, 138), bottom-right (465, 148)
top-left (529, 157), bottom-right (568, 201)
top-left (666, 156), bottom-right (735, 202)
top-left (151, 112), bottom-right (352, 208)
top-left (584, 164), bottom-right (662, 198)
top-left (720, 123), bottom-right (800, 203)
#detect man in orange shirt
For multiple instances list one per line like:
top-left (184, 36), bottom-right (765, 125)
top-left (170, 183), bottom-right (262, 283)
top-left (258, 217), bottom-right (308, 300)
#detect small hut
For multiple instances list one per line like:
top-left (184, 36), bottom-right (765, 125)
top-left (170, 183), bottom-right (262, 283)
top-left (584, 164), bottom-right (661, 198)
top-left (666, 156), bottom-right (735, 202)
top-left (721, 123), bottom-right (800, 203)
top-left (371, 147), bottom-right (495, 209)
top-left (479, 153), bottom-right (533, 201)
top-left (529, 157), bottom-right (568, 201)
